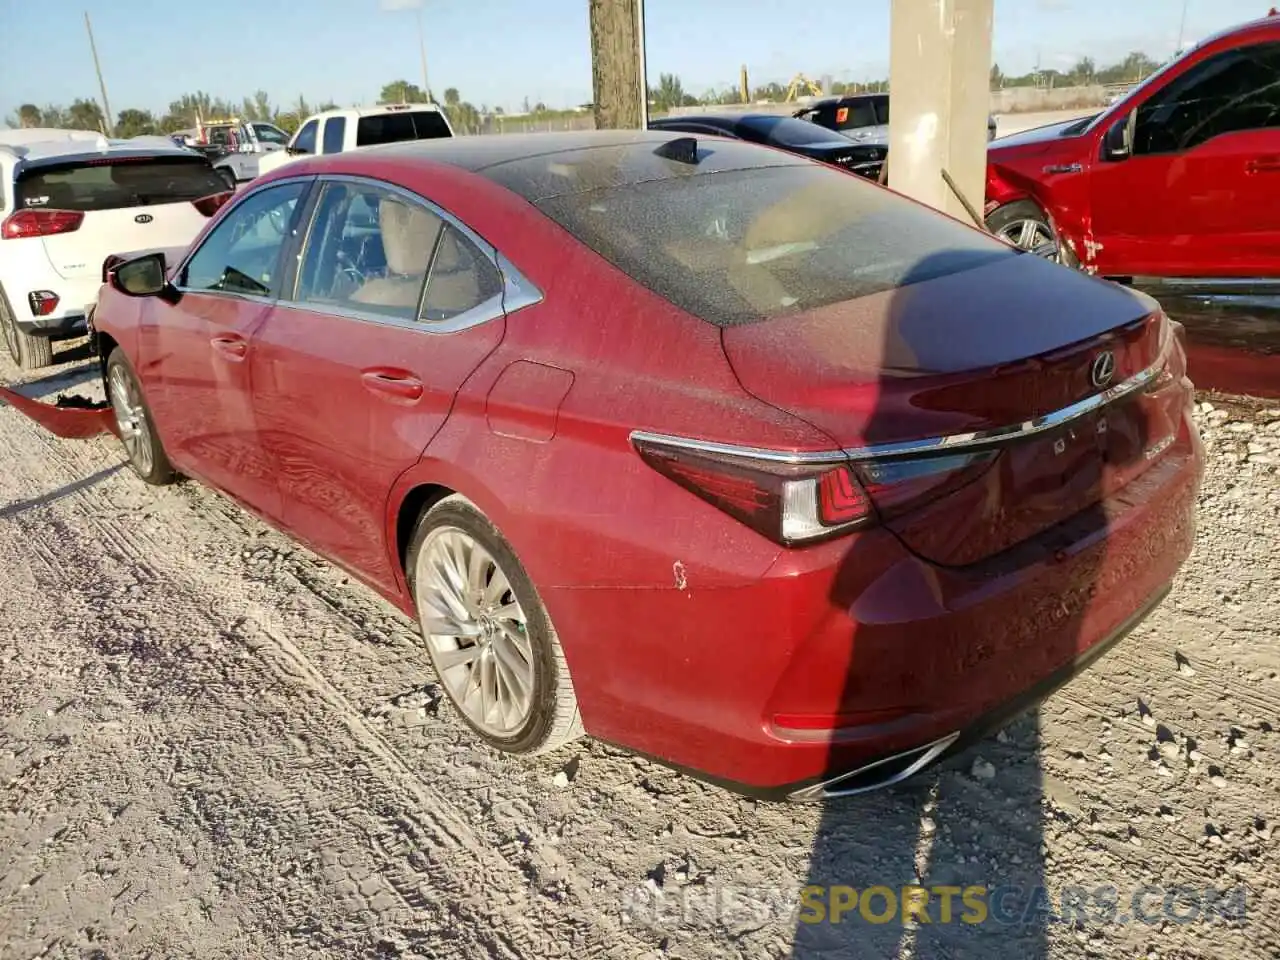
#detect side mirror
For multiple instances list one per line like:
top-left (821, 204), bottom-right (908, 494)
top-left (110, 252), bottom-right (180, 303)
top-left (1103, 109), bottom-right (1136, 161)
top-left (287, 143), bottom-right (309, 156)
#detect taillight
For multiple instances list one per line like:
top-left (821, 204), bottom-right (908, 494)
top-left (632, 435), bottom-right (874, 546)
top-left (1, 209), bottom-right (85, 239)
top-left (634, 433), bottom-right (999, 546)
top-left (192, 191), bottom-right (233, 217)
top-left (27, 291), bottom-right (60, 316)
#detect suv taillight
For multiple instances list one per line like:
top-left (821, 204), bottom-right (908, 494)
top-left (1, 209), bottom-right (85, 239)
top-left (192, 191), bottom-right (233, 217)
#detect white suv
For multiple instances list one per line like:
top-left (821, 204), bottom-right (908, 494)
top-left (257, 103), bottom-right (454, 178)
top-left (0, 128), bottom-right (232, 369)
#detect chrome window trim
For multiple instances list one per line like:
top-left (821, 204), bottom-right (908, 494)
top-left (630, 351), bottom-right (1165, 466)
top-left (279, 172), bottom-right (544, 336)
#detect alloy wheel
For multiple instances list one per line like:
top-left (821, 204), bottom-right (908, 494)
top-left (995, 217), bottom-right (1060, 260)
top-left (108, 364), bottom-right (155, 476)
top-left (415, 526), bottom-right (535, 737)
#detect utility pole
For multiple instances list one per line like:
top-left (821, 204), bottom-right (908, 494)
top-left (1175, 0), bottom-right (1189, 56)
top-left (588, 0), bottom-right (642, 130)
top-left (636, 0), bottom-right (649, 127)
top-left (416, 8), bottom-right (432, 102)
top-left (84, 11), bottom-right (114, 136)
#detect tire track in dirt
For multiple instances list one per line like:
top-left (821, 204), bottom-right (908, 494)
top-left (0, 387), bottom-right (640, 958)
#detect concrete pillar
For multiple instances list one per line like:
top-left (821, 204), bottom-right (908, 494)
top-left (887, 0), bottom-right (994, 223)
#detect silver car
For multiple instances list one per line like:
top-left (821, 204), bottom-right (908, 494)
top-left (794, 93), bottom-right (997, 144)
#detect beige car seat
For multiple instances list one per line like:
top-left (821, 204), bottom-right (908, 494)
top-left (349, 196), bottom-right (488, 318)
top-left (350, 197), bottom-right (441, 312)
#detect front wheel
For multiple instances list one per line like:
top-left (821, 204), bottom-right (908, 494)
top-left (407, 495), bottom-right (583, 756)
top-left (106, 348), bottom-right (176, 485)
top-left (985, 200), bottom-right (1061, 261)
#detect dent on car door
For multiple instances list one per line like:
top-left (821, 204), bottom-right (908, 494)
top-left (144, 178), bottom-right (312, 516)
top-left (249, 178), bottom-right (509, 592)
top-left (1090, 40), bottom-right (1280, 277)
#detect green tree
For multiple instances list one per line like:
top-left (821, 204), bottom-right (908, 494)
top-left (115, 108), bottom-right (157, 138)
top-left (381, 80), bottom-right (431, 104)
top-left (67, 98), bottom-right (106, 132)
top-left (443, 87), bottom-right (461, 107)
top-left (16, 104), bottom-right (42, 128)
top-left (649, 73), bottom-right (687, 112)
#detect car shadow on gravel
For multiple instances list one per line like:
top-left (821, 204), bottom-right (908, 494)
top-left (6, 359), bottom-right (99, 400)
top-left (793, 249), bottom-right (1152, 959)
top-left (0, 462), bottom-right (123, 519)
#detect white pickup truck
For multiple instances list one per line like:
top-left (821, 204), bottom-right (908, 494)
top-left (257, 103), bottom-right (454, 178)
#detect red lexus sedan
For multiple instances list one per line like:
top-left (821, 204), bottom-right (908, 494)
top-left (46, 131), bottom-right (1204, 800)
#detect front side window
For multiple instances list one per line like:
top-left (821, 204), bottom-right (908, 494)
top-left (253, 123), bottom-right (290, 146)
top-left (322, 117), bottom-right (346, 154)
top-left (1133, 41), bottom-right (1280, 154)
top-left (182, 181), bottom-right (308, 296)
top-left (294, 182), bottom-right (443, 321)
top-left (293, 120), bottom-right (318, 155)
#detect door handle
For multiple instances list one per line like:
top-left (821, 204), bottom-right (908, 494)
top-left (360, 368), bottom-right (424, 402)
top-left (1245, 156), bottom-right (1280, 174)
top-left (211, 334), bottom-right (248, 360)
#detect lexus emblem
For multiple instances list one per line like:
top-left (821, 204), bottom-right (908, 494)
top-left (1090, 351), bottom-right (1116, 388)
top-left (134, 213), bottom-right (153, 224)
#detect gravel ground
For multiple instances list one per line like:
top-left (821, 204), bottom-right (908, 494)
top-left (0, 341), bottom-right (1277, 960)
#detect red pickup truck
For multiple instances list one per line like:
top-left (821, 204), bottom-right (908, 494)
top-left (984, 11), bottom-right (1280, 397)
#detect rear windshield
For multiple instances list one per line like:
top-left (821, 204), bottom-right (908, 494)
top-left (536, 164), bottom-right (1017, 327)
top-left (739, 116), bottom-right (850, 147)
top-left (355, 111), bottom-right (452, 147)
top-left (16, 156), bottom-right (228, 213)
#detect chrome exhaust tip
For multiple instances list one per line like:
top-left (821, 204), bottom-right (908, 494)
top-left (786, 731), bottom-right (961, 803)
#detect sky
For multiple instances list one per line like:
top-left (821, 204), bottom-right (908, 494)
top-left (0, 0), bottom-right (1273, 121)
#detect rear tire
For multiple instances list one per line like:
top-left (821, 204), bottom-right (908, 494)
top-left (105, 348), bottom-right (176, 486)
top-left (0, 286), bottom-right (54, 370)
top-left (407, 495), bottom-right (583, 756)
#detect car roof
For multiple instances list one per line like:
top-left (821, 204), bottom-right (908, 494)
top-left (311, 103), bottom-right (446, 122)
top-left (0, 130), bottom-right (201, 167)
top-left (302, 129), bottom-right (808, 201)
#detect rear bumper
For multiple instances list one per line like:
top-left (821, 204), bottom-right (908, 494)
top-left (553, 402), bottom-right (1203, 797)
top-left (11, 276), bottom-right (99, 338)
top-left (15, 313), bottom-right (88, 339)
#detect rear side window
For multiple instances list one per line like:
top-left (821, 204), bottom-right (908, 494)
top-left (536, 164), bottom-right (1016, 327)
top-left (355, 110), bottom-right (452, 147)
top-left (322, 116), bottom-right (346, 154)
top-left (874, 96), bottom-right (890, 125)
top-left (15, 157), bottom-right (228, 213)
top-left (834, 99), bottom-right (877, 130)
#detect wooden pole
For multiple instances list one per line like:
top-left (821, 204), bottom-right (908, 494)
top-left (84, 11), bottom-right (115, 136)
top-left (588, 0), bottom-right (641, 130)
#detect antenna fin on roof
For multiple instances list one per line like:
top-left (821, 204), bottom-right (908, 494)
top-left (654, 136), bottom-right (700, 165)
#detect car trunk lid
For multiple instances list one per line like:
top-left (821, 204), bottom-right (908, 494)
top-left (721, 253), bottom-right (1175, 565)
